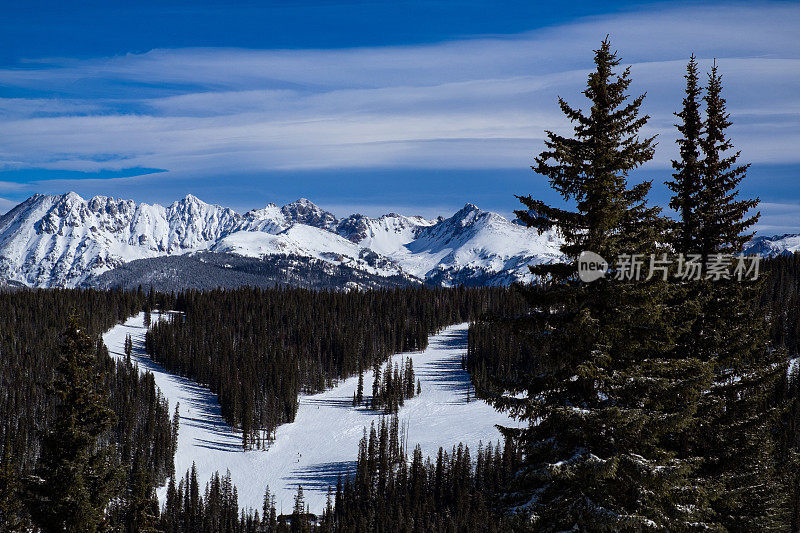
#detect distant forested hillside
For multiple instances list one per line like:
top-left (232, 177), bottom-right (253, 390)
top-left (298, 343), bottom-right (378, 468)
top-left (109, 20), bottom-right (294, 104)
top-left (88, 252), bottom-right (419, 292)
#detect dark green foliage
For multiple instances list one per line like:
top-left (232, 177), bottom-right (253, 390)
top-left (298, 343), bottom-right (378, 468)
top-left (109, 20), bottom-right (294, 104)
top-left (367, 358), bottom-right (418, 414)
top-left (0, 440), bottom-right (25, 532)
top-left (468, 314), bottom-right (539, 399)
top-left (760, 253), bottom-right (800, 355)
top-left (668, 59), bottom-right (785, 531)
top-left (145, 286), bottom-right (524, 443)
top-left (124, 333), bottom-right (133, 365)
top-left (697, 63), bottom-right (759, 259)
top-left (0, 289), bottom-right (176, 530)
top-left (292, 485), bottom-right (310, 533)
top-left (159, 467), bottom-right (270, 533)
top-left (331, 415), bottom-right (516, 532)
top-left (778, 365), bottom-right (800, 532)
top-left (488, 39), bottom-right (716, 530)
top-left (667, 54), bottom-right (704, 255)
top-left (25, 315), bottom-right (122, 533)
top-left (517, 39), bottom-right (659, 269)
top-left (355, 372), bottom-right (364, 406)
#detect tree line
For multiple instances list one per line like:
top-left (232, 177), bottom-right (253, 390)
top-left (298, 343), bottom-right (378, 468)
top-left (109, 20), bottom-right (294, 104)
top-left (157, 414), bottom-right (518, 533)
top-left (144, 286), bottom-right (526, 448)
top-left (0, 289), bottom-right (177, 531)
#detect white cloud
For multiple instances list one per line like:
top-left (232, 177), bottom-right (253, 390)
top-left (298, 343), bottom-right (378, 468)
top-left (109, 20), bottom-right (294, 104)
top-left (0, 3), bottom-right (797, 178)
top-left (0, 197), bottom-right (16, 214)
top-left (755, 202), bottom-right (800, 235)
top-left (0, 181), bottom-right (26, 192)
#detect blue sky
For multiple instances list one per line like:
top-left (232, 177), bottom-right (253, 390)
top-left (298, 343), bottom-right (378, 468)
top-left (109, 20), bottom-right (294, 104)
top-left (1, 1), bottom-right (799, 233)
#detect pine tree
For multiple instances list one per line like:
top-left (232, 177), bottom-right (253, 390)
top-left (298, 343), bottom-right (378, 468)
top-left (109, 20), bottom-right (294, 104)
top-left (292, 485), bottom-right (309, 533)
top-left (356, 371), bottom-right (364, 405)
top-left (371, 363), bottom-right (381, 411)
top-left (697, 61), bottom-right (759, 261)
top-left (505, 39), bottom-right (714, 529)
top-left (667, 54), bottom-right (704, 254)
top-left (321, 486), bottom-right (334, 532)
top-left (25, 315), bottom-right (122, 533)
top-left (124, 333), bottom-right (133, 365)
top-left (162, 475), bottom-right (179, 533)
top-left (675, 61), bottom-right (786, 531)
top-left (172, 402), bottom-right (180, 469)
top-left (126, 453), bottom-right (159, 532)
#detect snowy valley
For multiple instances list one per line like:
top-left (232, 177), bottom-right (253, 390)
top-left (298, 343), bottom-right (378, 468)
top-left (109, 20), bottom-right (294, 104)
top-left (103, 312), bottom-right (522, 513)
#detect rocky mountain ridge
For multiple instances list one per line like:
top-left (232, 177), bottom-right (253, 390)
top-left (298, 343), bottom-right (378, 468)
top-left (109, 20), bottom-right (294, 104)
top-left (0, 193), bottom-right (563, 288)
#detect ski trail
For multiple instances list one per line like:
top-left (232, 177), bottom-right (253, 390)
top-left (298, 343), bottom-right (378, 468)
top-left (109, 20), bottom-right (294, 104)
top-left (103, 312), bottom-right (522, 513)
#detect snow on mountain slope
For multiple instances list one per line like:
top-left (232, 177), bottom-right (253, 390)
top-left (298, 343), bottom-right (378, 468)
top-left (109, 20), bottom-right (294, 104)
top-left (241, 203), bottom-right (288, 233)
top-left (0, 193), bottom-right (243, 287)
top-left (211, 225), bottom-right (414, 280)
top-left (103, 312), bottom-right (521, 513)
top-left (0, 192), bottom-right (565, 288)
top-left (336, 213), bottom-right (433, 253)
top-left (744, 234), bottom-right (800, 257)
top-left (398, 204), bottom-right (562, 285)
top-left (336, 205), bottom-right (563, 286)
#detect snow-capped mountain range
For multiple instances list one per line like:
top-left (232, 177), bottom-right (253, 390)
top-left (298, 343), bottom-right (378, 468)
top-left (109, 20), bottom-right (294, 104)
top-left (0, 193), bottom-right (563, 288)
top-left (743, 234), bottom-right (800, 257)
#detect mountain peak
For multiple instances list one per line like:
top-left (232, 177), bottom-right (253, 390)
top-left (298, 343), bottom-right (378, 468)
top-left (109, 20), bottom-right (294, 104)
top-left (54, 191), bottom-right (85, 205)
top-left (448, 203), bottom-right (487, 226)
top-left (176, 193), bottom-right (205, 205)
top-left (281, 198), bottom-right (337, 230)
top-left (291, 197), bottom-right (314, 206)
top-left (0, 192), bottom-right (567, 289)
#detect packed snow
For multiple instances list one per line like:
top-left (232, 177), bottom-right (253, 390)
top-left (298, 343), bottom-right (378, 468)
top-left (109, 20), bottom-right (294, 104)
top-left (103, 312), bottom-right (524, 513)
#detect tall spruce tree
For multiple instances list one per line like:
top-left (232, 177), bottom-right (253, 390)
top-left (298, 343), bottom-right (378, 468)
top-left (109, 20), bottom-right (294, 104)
top-left (26, 315), bottom-right (122, 533)
top-left (504, 39), bottom-right (715, 530)
top-left (697, 62), bottom-right (759, 260)
top-left (669, 60), bottom-right (786, 531)
top-left (667, 54), bottom-right (704, 254)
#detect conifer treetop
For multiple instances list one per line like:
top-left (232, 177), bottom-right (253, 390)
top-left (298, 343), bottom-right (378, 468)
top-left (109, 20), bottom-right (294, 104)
top-left (516, 37), bottom-right (661, 274)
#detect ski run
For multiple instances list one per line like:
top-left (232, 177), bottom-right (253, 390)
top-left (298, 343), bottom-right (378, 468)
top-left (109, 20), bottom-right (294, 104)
top-left (103, 312), bottom-right (523, 513)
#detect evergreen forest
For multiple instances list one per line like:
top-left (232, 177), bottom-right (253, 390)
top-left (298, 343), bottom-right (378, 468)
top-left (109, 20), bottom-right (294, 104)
top-left (3, 39), bottom-right (800, 532)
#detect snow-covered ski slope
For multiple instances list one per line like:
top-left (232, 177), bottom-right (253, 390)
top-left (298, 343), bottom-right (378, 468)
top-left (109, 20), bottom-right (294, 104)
top-left (103, 312), bottom-right (522, 513)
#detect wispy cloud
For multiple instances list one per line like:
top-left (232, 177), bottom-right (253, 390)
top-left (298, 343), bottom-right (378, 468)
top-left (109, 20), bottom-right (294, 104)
top-left (0, 197), bottom-right (16, 214)
top-left (0, 3), bottom-right (797, 187)
top-left (755, 202), bottom-right (800, 235)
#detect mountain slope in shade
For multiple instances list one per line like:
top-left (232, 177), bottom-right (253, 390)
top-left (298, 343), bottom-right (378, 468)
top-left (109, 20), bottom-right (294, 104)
top-left (0, 192), bottom-right (563, 288)
top-left (211, 225), bottom-right (414, 280)
top-left (89, 252), bottom-right (417, 292)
